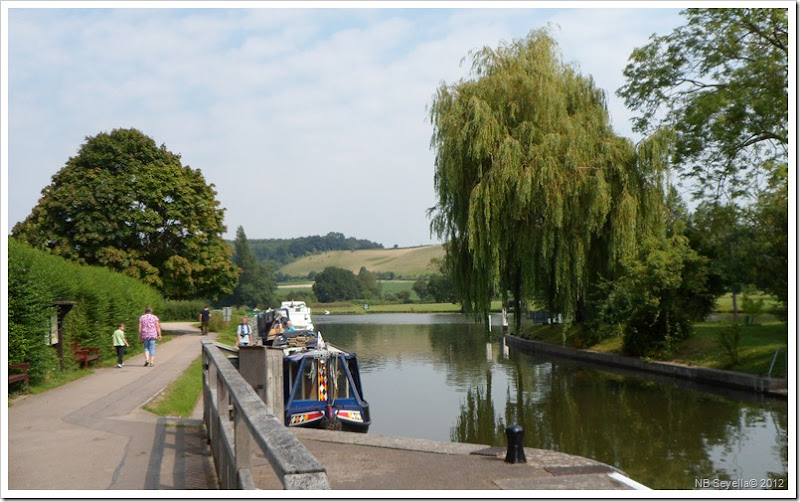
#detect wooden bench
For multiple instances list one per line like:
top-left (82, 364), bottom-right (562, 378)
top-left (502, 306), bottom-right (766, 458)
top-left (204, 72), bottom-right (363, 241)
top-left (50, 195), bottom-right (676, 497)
top-left (71, 341), bottom-right (101, 368)
top-left (9, 363), bottom-right (30, 391)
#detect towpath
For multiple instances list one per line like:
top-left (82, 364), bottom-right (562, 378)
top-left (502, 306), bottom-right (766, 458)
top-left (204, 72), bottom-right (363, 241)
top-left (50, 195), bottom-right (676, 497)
top-left (6, 322), bottom-right (217, 492)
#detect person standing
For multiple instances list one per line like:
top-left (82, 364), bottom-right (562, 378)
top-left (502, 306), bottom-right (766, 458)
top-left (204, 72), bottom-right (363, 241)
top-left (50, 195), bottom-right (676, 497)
top-left (112, 323), bottom-right (130, 368)
top-left (139, 306), bottom-right (162, 367)
top-left (237, 317), bottom-right (252, 347)
top-left (199, 306), bottom-right (211, 334)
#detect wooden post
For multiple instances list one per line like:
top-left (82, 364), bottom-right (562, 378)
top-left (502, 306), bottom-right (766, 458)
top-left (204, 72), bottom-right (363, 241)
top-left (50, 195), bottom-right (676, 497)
top-left (265, 348), bottom-right (284, 421)
top-left (238, 346), bottom-right (267, 403)
top-left (52, 301), bottom-right (75, 371)
top-left (238, 345), bottom-right (284, 421)
top-left (234, 404), bottom-right (252, 474)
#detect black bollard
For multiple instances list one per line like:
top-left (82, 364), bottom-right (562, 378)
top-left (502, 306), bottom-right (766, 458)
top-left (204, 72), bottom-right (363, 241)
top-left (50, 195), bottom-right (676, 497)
top-left (505, 424), bottom-right (527, 464)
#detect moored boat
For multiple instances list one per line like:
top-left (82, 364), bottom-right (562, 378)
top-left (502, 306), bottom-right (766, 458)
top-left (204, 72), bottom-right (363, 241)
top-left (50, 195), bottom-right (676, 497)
top-left (272, 330), bottom-right (371, 433)
top-left (281, 300), bottom-right (314, 331)
top-left (256, 302), bottom-right (314, 345)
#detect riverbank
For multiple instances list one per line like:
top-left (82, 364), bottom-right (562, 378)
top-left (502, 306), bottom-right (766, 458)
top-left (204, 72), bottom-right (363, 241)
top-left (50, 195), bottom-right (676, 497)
top-left (519, 320), bottom-right (788, 379)
top-left (504, 334), bottom-right (788, 398)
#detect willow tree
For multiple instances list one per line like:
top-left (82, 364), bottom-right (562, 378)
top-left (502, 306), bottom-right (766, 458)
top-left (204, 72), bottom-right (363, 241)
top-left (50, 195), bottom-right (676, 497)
top-left (428, 29), bottom-right (671, 329)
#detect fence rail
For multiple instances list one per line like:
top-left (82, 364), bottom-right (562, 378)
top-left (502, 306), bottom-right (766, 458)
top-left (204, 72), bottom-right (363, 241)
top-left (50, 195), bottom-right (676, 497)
top-left (201, 340), bottom-right (330, 489)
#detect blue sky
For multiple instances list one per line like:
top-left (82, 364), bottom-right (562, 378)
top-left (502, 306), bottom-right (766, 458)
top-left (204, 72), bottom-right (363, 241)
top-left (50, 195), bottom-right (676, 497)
top-left (2, 2), bottom-right (693, 247)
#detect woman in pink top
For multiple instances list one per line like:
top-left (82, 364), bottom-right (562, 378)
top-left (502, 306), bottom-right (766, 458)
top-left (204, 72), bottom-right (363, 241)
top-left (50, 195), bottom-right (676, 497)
top-left (138, 306), bottom-right (162, 367)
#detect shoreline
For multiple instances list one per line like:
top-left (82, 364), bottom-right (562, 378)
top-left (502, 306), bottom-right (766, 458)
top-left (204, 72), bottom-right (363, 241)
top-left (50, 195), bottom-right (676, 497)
top-left (503, 333), bottom-right (788, 399)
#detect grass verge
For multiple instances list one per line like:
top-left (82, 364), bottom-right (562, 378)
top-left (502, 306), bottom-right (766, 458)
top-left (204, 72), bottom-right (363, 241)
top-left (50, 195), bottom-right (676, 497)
top-left (142, 319), bottom-right (239, 417)
top-left (143, 356), bottom-right (204, 417)
top-left (521, 321), bottom-right (788, 377)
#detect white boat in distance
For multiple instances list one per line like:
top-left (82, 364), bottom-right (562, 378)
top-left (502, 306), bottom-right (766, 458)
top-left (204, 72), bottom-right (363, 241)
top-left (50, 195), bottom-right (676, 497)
top-left (281, 301), bottom-right (314, 331)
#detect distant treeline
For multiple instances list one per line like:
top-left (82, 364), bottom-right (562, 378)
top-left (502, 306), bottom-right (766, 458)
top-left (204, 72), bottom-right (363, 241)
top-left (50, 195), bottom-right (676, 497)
top-left (232, 232), bottom-right (384, 266)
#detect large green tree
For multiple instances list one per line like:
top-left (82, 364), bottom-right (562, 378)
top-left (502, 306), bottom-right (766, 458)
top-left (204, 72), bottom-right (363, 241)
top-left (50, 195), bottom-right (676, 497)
top-left (428, 29), bottom-right (671, 327)
top-left (617, 8), bottom-right (788, 201)
top-left (12, 128), bottom-right (238, 300)
top-left (223, 226), bottom-right (276, 308)
top-left (312, 266), bottom-right (361, 303)
top-left (749, 163), bottom-right (789, 305)
top-left (685, 202), bottom-right (753, 316)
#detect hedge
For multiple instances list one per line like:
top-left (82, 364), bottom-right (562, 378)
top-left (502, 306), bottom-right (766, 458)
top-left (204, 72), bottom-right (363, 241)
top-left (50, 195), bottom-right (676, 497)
top-left (8, 238), bottom-right (164, 383)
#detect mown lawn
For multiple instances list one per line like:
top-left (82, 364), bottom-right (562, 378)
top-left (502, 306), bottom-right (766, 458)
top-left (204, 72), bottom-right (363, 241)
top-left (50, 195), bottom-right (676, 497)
top-left (523, 320), bottom-right (788, 377)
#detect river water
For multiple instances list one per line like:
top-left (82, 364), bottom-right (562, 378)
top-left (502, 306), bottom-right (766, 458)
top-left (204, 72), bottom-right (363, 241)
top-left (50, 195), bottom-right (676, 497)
top-left (314, 313), bottom-right (788, 490)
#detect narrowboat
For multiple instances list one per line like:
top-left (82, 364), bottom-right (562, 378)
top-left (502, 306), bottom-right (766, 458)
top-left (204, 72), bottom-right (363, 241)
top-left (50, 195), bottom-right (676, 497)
top-left (272, 330), bottom-right (370, 433)
top-left (256, 303), bottom-right (313, 345)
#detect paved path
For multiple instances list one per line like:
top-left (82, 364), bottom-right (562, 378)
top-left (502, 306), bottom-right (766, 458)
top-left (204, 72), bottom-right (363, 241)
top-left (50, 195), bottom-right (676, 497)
top-left (6, 322), bottom-right (217, 492)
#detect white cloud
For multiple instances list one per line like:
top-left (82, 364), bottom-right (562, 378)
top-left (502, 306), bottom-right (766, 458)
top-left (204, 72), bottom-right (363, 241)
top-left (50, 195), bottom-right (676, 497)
top-left (5, 4), bottom-right (686, 247)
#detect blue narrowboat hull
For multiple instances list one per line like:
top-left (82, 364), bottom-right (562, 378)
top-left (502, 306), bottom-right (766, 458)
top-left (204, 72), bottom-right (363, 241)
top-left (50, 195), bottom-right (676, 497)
top-left (274, 331), bottom-right (371, 433)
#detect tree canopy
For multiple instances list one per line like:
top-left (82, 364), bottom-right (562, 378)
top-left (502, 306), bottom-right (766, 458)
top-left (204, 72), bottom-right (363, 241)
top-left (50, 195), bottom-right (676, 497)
top-left (312, 266), bottom-right (362, 303)
top-left (222, 226), bottom-right (277, 308)
top-left (428, 29), bottom-right (671, 326)
top-left (617, 8), bottom-right (788, 202)
top-left (12, 128), bottom-right (238, 300)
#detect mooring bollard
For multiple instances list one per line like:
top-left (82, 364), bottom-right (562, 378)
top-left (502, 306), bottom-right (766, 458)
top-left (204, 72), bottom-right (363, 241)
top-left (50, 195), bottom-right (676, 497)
top-left (505, 424), bottom-right (527, 464)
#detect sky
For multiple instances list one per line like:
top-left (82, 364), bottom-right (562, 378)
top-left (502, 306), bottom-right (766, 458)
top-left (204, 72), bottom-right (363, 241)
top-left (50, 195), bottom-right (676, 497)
top-left (3, 2), bottom-right (699, 248)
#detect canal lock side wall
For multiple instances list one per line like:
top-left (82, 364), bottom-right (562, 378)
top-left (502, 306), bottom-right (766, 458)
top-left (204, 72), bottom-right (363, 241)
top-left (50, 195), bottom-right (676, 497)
top-left (503, 334), bottom-right (788, 398)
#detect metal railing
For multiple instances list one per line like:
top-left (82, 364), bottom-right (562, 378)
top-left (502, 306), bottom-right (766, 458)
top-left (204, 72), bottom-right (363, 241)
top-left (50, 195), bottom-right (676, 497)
top-left (201, 340), bottom-right (330, 489)
top-left (767, 348), bottom-right (786, 379)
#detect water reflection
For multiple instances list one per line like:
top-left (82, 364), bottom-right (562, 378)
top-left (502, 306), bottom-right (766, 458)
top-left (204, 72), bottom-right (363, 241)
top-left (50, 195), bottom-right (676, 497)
top-left (315, 314), bottom-right (788, 490)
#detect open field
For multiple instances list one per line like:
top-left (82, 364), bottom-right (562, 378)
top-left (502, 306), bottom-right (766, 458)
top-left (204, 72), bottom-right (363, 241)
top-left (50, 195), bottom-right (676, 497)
top-left (278, 244), bottom-right (445, 279)
top-left (274, 280), bottom-right (421, 301)
top-left (714, 292), bottom-right (783, 313)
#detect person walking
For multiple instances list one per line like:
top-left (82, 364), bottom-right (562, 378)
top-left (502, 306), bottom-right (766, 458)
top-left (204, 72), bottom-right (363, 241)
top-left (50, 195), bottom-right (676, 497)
top-left (199, 306), bottom-right (211, 335)
top-left (112, 323), bottom-right (130, 368)
top-left (139, 306), bottom-right (162, 367)
top-left (237, 317), bottom-right (252, 347)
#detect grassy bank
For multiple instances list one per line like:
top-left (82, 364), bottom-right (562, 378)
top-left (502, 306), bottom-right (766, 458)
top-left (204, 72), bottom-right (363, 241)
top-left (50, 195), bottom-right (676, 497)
top-left (521, 320), bottom-right (788, 378)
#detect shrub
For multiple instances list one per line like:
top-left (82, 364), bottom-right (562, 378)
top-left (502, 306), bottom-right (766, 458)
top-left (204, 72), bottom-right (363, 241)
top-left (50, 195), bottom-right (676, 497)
top-left (8, 255), bottom-right (59, 384)
top-left (162, 300), bottom-right (208, 322)
top-left (717, 323), bottom-right (742, 367)
top-left (9, 238), bottom-right (164, 377)
top-left (276, 290), bottom-right (317, 306)
top-left (621, 303), bottom-right (692, 358)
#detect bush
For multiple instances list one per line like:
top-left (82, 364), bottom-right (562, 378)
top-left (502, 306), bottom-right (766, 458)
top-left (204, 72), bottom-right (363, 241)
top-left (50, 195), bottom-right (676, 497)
top-left (276, 290), bottom-right (317, 306)
top-left (594, 234), bottom-right (711, 357)
top-left (717, 323), bottom-right (742, 367)
top-left (621, 303), bottom-right (693, 358)
top-left (8, 255), bottom-right (59, 384)
top-left (162, 299), bottom-right (208, 322)
top-left (208, 310), bottom-right (227, 334)
top-left (9, 238), bottom-right (164, 378)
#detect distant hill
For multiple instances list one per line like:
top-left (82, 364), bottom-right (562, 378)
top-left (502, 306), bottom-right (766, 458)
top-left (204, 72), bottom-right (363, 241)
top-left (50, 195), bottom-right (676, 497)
top-left (278, 244), bottom-right (445, 279)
